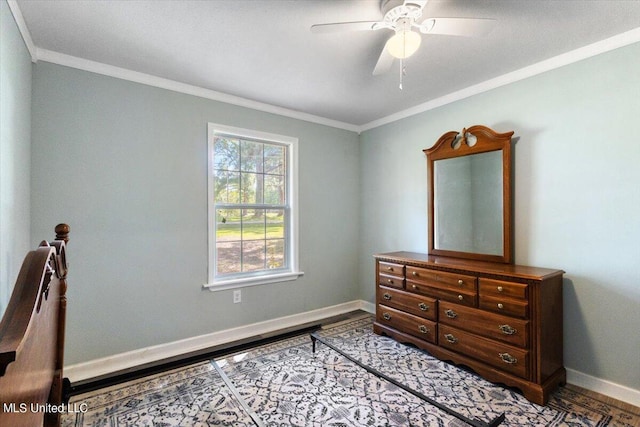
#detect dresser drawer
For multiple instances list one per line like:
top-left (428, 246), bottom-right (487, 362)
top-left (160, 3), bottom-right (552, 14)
top-left (406, 266), bottom-right (477, 292)
top-left (479, 295), bottom-right (529, 318)
top-left (378, 261), bottom-right (405, 277)
top-left (378, 273), bottom-right (404, 289)
top-left (377, 305), bottom-right (437, 344)
top-left (377, 286), bottom-right (437, 321)
top-left (406, 281), bottom-right (477, 307)
top-left (439, 325), bottom-right (529, 379)
top-left (439, 301), bottom-right (529, 348)
top-left (479, 278), bottom-right (528, 300)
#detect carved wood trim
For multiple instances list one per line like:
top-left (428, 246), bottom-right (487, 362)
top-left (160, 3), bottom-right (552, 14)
top-left (0, 224), bottom-right (69, 427)
top-left (424, 125), bottom-right (514, 160)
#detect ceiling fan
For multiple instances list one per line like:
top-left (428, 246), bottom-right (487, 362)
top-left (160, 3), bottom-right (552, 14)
top-left (311, 0), bottom-right (495, 77)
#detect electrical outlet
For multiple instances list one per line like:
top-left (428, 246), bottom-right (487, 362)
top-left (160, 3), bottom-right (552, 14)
top-left (233, 289), bottom-right (241, 304)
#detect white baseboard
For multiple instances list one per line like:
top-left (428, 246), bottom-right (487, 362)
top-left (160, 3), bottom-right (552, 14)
top-left (65, 300), bottom-right (370, 383)
top-left (566, 368), bottom-right (640, 407)
top-left (359, 300), bottom-right (375, 314)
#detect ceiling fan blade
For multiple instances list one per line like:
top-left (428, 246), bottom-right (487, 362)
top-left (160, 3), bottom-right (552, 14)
top-left (421, 17), bottom-right (496, 37)
top-left (310, 21), bottom-right (381, 34)
top-left (372, 43), bottom-right (395, 76)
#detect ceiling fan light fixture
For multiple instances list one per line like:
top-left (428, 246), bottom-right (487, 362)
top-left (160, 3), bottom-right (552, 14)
top-left (386, 30), bottom-right (421, 59)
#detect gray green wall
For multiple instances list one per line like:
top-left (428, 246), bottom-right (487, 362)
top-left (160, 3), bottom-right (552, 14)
top-left (359, 42), bottom-right (640, 392)
top-left (0, 0), bottom-right (31, 318)
top-left (31, 62), bottom-right (360, 364)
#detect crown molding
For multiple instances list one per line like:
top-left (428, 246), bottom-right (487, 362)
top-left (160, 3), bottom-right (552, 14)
top-left (359, 27), bottom-right (640, 132)
top-left (34, 48), bottom-right (360, 134)
top-left (8, 0), bottom-right (640, 134)
top-left (6, 0), bottom-right (37, 62)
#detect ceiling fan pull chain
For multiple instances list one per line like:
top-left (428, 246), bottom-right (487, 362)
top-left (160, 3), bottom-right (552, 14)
top-left (399, 58), bottom-right (408, 90)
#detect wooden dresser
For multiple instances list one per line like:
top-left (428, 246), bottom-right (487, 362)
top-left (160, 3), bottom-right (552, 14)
top-left (374, 251), bottom-right (565, 405)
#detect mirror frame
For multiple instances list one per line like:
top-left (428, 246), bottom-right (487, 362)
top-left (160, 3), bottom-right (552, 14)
top-left (423, 125), bottom-right (514, 264)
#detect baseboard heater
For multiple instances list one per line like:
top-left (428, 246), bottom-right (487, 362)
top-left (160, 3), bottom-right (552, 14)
top-left (310, 332), bottom-right (506, 427)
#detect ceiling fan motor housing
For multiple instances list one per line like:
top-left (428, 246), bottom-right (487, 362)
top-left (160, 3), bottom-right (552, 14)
top-left (381, 0), bottom-right (424, 23)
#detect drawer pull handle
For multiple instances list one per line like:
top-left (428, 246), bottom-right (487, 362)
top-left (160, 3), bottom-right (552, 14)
top-left (499, 353), bottom-right (518, 364)
top-left (387, 279), bottom-right (394, 284)
top-left (383, 293), bottom-right (392, 300)
top-left (444, 334), bottom-right (458, 344)
top-left (382, 312), bottom-right (391, 321)
top-left (418, 302), bottom-right (429, 311)
top-left (412, 284), bottom-right (417, 290)
top-left (458, 294), bottom-right (464, 301)
top-left (445, 309), bottom-right (457, 319)
top-left (497, 303), bottom-right (504, 309)
top-left (419, 325), bottom-right (429, 334)
top-left (497, 286), bottom-right (504, 292)
top-left (412, 271), bottom-right (418, 276)
top-left (458, 279), bottom-right (464, 286)
top-left (499, 324), bottom-right (517, 335)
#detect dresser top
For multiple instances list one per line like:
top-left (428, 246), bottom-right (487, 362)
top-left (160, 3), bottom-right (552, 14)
top-left (374, 251), bottom-right (564, 281)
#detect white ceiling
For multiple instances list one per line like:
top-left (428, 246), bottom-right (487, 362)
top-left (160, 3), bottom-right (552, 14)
top-left (14, 0), bottom-right (640, 130)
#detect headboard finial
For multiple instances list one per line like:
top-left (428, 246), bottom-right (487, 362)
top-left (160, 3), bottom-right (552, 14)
top-left (55, 223), bottom-right (70, 244)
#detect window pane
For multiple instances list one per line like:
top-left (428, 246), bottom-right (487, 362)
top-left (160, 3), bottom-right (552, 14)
top-left (216, 241), bottom-right (241, 274)
top-left (266, 239), bottom-right (285, 269)
top-left (242, 209), bottom-right (265, 241)
top-left (214, 137), bottom-right (239, 171)
top-left (242, 240), bottom-right (266, 272)
top-left (264, 175), bottom-right (285, 205)
top-left (214, 171), bottom-right (240, 204)
top-left (216, 209), bottom-right (241, 242)
top-left (264, 144), bottom-right (285, 176)
top-left (240, 172), bottom-right (263, 204)
top-left (266, 209), bottom-right (284, 239)
top-left (240, 140), bottom-right (263, 173)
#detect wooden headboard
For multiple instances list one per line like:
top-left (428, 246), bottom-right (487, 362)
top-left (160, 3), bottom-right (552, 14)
top-left (0, 224), bottom-right (70, 427)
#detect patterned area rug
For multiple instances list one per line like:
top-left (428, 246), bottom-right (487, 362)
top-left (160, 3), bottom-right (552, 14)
top-left (61, 361), bottom-right (255, 426)
top-left (549, 385), bottom-right (640, 427)
top-left (62, 316), bottom-right (640, 426)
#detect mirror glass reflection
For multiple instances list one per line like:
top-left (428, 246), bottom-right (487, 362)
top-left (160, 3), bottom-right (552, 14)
top-left (434, 150), bottom-right (503, 256)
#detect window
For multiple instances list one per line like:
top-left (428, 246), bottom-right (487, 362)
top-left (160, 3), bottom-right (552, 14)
top-left (206, 123), bottom-right (302, 290)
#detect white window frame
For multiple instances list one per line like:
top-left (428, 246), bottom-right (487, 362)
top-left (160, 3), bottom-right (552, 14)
top-left (204, 123), bottom-right (303, 291)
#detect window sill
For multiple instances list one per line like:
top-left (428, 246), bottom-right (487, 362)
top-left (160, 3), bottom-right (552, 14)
top-left (203, 271), bottom-right (304, 292)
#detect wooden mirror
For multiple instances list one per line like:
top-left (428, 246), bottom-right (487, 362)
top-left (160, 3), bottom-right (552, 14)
top-left (424, 125), bottom-right (514, 264)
